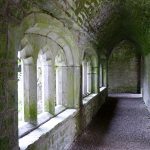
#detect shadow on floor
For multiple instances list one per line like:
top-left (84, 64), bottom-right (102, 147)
top-left (69, 97), bottom-right (119, 150)
top-left (87, 97), bottom-right (119, 142)
top-left (69, 95), bottom-right (150, 150)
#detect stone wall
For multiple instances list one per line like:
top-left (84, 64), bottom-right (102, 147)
top-left (19, 89), bottom-right (107, 150)
top-left (0, 10), bottom-right (18, 150)
top-left (0, 0), bottom-right (149, 149)
top-left (0, 0), bottom-right (111, 148)
top-left (108, 41), bottom-right (141, 93)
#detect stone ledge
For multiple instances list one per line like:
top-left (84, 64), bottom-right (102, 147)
top-left (108, 93), bottom-right (142, 98)
top-left (83, 88), bottom-right (106, 105)
top-left (19, 109), bottom-right (77, 150)
top-left (82, 94), bottom-right (97, 105)
top-left (19, 106), bottom-right (67, 138)
top-left (19, 91), bottom-right (107, 150)
top-left (100, 87), bottom-right (106, 92)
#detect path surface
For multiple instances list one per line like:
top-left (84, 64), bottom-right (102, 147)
top-left (69, 95), bottom-right (150, 150)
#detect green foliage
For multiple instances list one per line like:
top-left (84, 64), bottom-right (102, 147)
top-left (30, 101), bottom-right (37, 122)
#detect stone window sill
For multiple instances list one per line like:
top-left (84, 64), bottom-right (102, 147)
top-left (83, 87), bottom-right (106, 105)
top-left (82, 93), bottom-right (91, 98)
top-left (82, 93), bottom-right (97, 105)
top-left (19, 109), bottom-right (77, 150)
top-left (55, 105), bottom-right (66, 114)
top-left (100, 86), bottom-right (106, 92)
top-left (19, 105), bottom-right (66, 138)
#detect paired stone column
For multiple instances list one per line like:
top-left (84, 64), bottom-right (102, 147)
top-left (103, 63), bottom-right (107, 87)
top-left (99, 64), bottom-right (103, 87)
top-left (82, 61), bottom-right (88, 95)
top-left (56, 66), bottom-right (78, 108)
top-left (87, 62), bottom-right (92, 93)
top-left (56, 66), bottom-right (63, 106)
top-left (23, 57), bottom-right (37, 124)
top-left (73, 66), bottom-right (80, 108)
top-left (65, 66), bottom-right (74, 108)
top-left (43, 61), bottom-right (55, 115)
top-left (61, 66), bottom-right (68, 107)
top-left (91, 66), bottom-right (99, 93)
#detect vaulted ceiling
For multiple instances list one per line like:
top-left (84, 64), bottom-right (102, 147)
top-left (1, 0), bottom-right (150, 56)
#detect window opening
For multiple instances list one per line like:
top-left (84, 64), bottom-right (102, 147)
top-left (100, 64), bottom-right (103, 87)
top-left (87, 61), bottom-right (92, 94)
top-left (18, 52), bottom-right (24, 125)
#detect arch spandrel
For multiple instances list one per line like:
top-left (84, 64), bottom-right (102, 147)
top-left (19, 44), bottom-right (33, 60)
top-left (55, 50), bottom-right (67, 67)
top-left (16, 12), bottom-right (79, 67)
top-left (81, 46), bottom-right (98, 67)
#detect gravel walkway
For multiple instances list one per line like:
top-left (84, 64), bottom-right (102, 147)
top-left (69, 95), bottom-right (150, 150)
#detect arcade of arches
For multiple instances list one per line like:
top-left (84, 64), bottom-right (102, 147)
top-left (0, 0), bottom-right (150, 150)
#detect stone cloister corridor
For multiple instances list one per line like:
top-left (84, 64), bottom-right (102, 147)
top-left (70, 94), bottom-right (150, 150)
top-left (0, 0), bottom-right (150, 150)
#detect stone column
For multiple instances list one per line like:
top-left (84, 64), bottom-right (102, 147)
top-left (55, 66), bottom-right (76, 108)
top-left (61, 66), bottom-right (68, 107)
top-left (103, 63), bottom-right (107, 87)
top-left (82, 61), bottom-right (88, 95)
top-left (23, 57), bottom-right (37, 124)
top-left (64, 66), bottom-right (74, 108)
top-left (87, 62), bottom-right (92, 93)
top-left (99, 64), bottom-right (103, 87)
top-left (43, 61), bottom-right (55, 115)
top-left (91, 66), bottom-right (99, 93)
top-left (56, 66), bottom-right (63, 106)
top-left (74, 66), bottom-right (81, 108)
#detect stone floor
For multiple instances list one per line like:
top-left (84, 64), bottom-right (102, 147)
top-left (69, 95), bottom-right (150, 150)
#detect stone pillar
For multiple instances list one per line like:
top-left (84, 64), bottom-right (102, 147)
top-left (103, 63), bottom-right (107, 87)
top-left (99, 64), bottom-right (103, 87)
top-left (23, 57), bottom-right (37, 124)
top-left (61, 66), bottom-right (68, 107)
top-left (82, 61), bottom-right (87, 95)
top-left (43, 61), bottom-right (55, 115)
top-left (74, 66), bottom-right (81, 108)
top-left (91, 66), bottom-right (99, 93)
top-left (65, 66), bottom-right (74, 108)
top-left (55, 66), bottom-right (76, 108)
top-left (56, 66), bottom-right (63, 106)
top-left (87, 62), bottom-right (92, 93)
